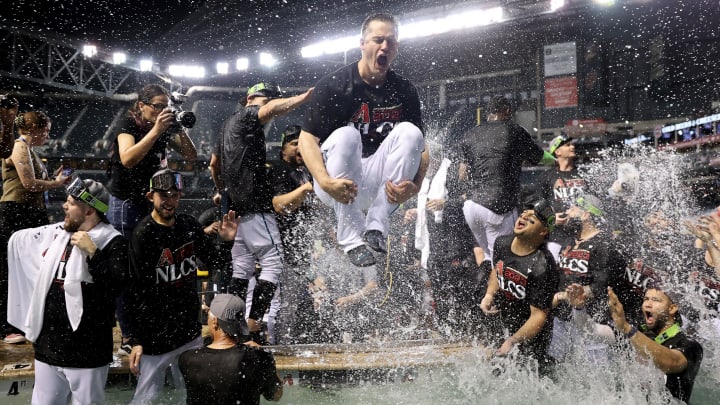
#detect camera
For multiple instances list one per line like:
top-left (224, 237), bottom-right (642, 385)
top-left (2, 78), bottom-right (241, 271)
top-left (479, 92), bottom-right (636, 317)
top-left (0, 95), bottom-right (19, 109)
top-left (169, 92), bottom-right (196, 129)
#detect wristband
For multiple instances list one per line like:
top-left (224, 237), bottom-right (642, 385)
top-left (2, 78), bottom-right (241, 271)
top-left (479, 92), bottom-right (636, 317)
top-left (624, 326), bottom-right (637, 339)
top-left (126, 337), bottom-right (141, 347)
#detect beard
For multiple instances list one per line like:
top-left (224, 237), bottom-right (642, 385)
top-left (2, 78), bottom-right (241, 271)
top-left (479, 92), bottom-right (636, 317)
top-left (64, 216), bottom-right (82, 232)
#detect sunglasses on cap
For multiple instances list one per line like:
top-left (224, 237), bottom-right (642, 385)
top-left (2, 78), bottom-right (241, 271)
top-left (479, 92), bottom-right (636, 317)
top-left (66, 177), bottom-right (109, 214)
top-left (150, 171), bottom-right (184, 192)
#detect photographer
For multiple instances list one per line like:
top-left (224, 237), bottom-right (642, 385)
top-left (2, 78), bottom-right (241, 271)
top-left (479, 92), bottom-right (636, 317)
top-left (106, 84), bottom-right (196, 354)
top-left (1, 111), bottom-right (71, 344)
top-left (1, 95), bottom-right (19, 158)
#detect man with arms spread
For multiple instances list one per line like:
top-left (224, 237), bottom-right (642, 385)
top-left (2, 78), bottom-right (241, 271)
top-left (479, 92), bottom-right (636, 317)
top-left (609, 286), bottom-right (703, 403)
top-left (179, 294), bottom-right (282, 405)
top-left (298, 13), bottom-right (429, 267)
top-left (7, 179), bottom-right (126, 404)
top-left (212, 82), bottom-right (312, 344)
top-left (458, 96), bottom-right (555, 263)
top-left (126, 169), bottom-right (238, 403)
top-left (479, 198), bottom-right (559, 370)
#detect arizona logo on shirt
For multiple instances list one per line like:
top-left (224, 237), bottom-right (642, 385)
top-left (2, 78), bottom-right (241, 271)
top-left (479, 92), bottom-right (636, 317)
top-left (154, 242), bottom-right (198, 285)
top-left (496, 260), bottom-right (528, 300)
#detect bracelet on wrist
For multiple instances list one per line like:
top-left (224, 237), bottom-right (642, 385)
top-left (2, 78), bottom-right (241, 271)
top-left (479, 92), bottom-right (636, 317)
top-left (624, 325), bottom-right (638, 339)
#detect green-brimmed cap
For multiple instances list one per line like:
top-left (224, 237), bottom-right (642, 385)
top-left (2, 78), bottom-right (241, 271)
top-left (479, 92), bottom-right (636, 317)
top-left (574, 194), bottom-right (604, 217)
top-left (549, 134), bottom-right (574, 155)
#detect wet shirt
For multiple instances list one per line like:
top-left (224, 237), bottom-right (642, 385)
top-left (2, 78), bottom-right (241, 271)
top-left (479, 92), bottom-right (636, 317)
top-left (179, 345), bottom-right (281, 405)
top-left (612, 256), bottom-right (665, 327)
top-left (457, 121), bottom-right (544, 214)
top-left (641, 330), bottom-right (703, 403)
top-left (491, 235), bottom-right (559, 357)
top-left (220, 105), bottom-right (273, 215)
top-left (270, 159), bottom-right (315, 267)
top-left (555, 235), bottom-right (625, 323)
top-left (34, 236), bottom-right (128, 368)
top-left (302, 61), bottom-right (424, 157)
top-left (689, 268), bottom-right (720, 317)
top-left (126, 214), bottom-right (232, 355)
top-left (541, 166), bottom-right (587, 213)
top-left (108, 114), bottom-right (171, 202)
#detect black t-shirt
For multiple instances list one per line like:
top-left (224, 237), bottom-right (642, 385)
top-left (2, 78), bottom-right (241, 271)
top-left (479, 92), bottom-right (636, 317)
top-left (34, 235), bottom-right (128, 368)
top-left (302, 61), bottom-right (424, 157)
top-left (690, 268), bottom-right (720, 316)
top-left (108, 114), bottom-right (172, 202)
top-left (491, 235), bottom-right (559, 358)
top-left (612, 256), bottom-right (666, 327)
top-left (555, 234), bottom-right (625, 323)
top-left (541, 166), bottom-right (587, 213)
top-left (179, 345), bottom-right (281, 405)
top-left (270, 159), bottom-right (315, 267)
top-left (126, 214), bottom-right (233, 355)
top-left (457, 121), bottom-right (544, 214)
top-left (220, 105), bottom-right (273, 215)
top-left (640, 330), bottom-right (703, 402)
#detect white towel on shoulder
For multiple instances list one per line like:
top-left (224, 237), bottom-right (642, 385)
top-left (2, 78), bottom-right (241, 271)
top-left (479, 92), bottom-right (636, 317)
top-left (7, 222), bottom-right (120, 342)
top-left (414, 158), bottom-right (451, 268)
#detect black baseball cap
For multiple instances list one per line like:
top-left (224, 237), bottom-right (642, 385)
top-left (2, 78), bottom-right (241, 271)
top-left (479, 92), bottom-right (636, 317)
top-left (549, 134), bottom-right (574, 156)
top-left (281, 124), bottom-right (301, 148)
top-left (247, 82), bottom-right (281, 99)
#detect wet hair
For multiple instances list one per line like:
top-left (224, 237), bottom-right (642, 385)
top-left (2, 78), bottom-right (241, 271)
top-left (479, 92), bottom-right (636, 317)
top-left (487, 95), bottom-right (512, 114)
top-left (14, 111), bottom-right (51, 134)
top-left (361, 13), bottom-right (399, 38)
top-left (131, 84), bottom-right (169, 114)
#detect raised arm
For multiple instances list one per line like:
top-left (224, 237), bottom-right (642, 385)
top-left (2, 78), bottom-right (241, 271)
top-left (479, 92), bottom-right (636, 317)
top-left (9, 141), bottom-right (67, 191)
top-left (258, 88), bottom-right (314, 125)
top-left (117, 109), bottom-right (174, 168)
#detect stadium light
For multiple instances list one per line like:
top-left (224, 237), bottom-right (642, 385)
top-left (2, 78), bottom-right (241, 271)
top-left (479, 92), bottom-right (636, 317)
top-left (112, 52), bottom-right (127, 64)
top-left (301, 6), bottom-right (504, 58)
top-left (236, 57), bottom-right (249, 71)
top-left (259, 52), bottom-right (277, 67)
top-left (168, 64), bottom-right (206, 78)
top-left (550, 0), bottom-right (565, 12)
top-left (216, 62), bottom-right (229, 75)
top-left (139, 59), bottom-right (153, 72)
top-left (82, 45), bottom-right (97, 58)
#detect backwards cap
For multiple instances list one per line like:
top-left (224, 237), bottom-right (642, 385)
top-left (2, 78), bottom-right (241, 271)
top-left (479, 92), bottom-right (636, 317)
top-left (210, 294), bottom-right (249, 337)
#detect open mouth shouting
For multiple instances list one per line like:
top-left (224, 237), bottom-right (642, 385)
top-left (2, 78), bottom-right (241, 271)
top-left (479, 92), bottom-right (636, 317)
top-left (377, 54), bottom-right (388, 68)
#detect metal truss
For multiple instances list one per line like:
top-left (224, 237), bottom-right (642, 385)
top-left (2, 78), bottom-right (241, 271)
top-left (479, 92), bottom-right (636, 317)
top-left (0, 26), bottom-right (136, 97)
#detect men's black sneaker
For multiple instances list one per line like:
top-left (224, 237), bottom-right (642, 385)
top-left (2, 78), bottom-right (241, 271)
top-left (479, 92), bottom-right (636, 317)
top-left (346, 245), bottom-right (376, 267)
top-left (363, 230), bottom-right (387, 253)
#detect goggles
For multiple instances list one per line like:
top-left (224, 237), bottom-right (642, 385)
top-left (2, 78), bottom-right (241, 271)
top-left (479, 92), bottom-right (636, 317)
top-left (66, 177), bottom-right (109, 214)
top-left (150, 171), bottom-right (184, 192)
top-left (524, 198), bottom-right (555, 232)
